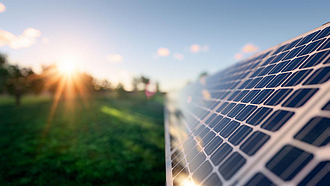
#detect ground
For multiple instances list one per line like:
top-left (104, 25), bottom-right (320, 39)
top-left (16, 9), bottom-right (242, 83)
top-left (0, 94), bottom-right (165, 185)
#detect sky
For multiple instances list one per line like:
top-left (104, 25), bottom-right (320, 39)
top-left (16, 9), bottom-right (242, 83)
top-left (0, 0), bottom-right (330, 91)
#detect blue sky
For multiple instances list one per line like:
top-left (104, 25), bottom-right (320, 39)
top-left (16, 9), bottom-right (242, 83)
top-left (0, 0), bottom-right (329, 91)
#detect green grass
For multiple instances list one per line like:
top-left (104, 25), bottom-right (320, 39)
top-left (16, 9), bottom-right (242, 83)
top-left (0, 94), bottom-right (165, 185)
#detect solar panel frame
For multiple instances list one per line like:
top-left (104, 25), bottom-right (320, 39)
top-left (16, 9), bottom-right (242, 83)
top-left (165, 23), bottom-right (330, 186)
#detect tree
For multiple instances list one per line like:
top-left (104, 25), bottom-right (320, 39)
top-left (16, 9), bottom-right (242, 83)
top-left (0, 53), bottom-right (46, 105)
top-left (99, 79), bottom-right (111, 92)
top-left (132, 77), bottom-right (141, 91)
top-left (30, 73), bottom-right (45, 95)
top-left (80, 73), bottom-right (97, 93)
top-left (140, 76), bottom-right (150, 90)
top-left (198, 71), bottom-right (208, 85)
top-left (41, 65), bottom-right (59, 95)
top-left (156, 81), bottom-right (160, 93)
top-left (115, 83), bottom-right (128, 98)
top-left (6, 65), bottom-right (34, 106)
top-left (198, 71), bottom-right (208, 79)
top-left (0, 53), bottom-right (9, 93)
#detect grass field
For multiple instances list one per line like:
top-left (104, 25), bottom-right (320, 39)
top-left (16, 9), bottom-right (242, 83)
top-left (0, 94), bottom-right (165, 185)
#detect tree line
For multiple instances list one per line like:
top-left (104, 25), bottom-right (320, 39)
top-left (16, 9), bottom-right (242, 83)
top-left (0, 53), bottom-right (156, 106)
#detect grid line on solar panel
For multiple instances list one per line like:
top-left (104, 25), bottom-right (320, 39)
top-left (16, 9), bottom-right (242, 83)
top-left (166, 25), bottom-right (330, 186)
top-left (173, 101), bottom-right (320, 182)
top-left (175, 112), bottom-right (276, 183)
top-left (170, 110), bottom-right (276, 183)
top-left (179, 93), bottom-right (324, 164)
top-left (175, 73), bottom-right (324, 155)
top-left (241, 101), bottom-right (329, 185)
top-left (167, 50), bottom-right (277, 153)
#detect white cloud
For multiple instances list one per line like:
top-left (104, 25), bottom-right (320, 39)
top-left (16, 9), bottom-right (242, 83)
top-left (190, 44), bottom-right (200, 53)
top-left (106, 54), bottom-right (123, 63)
top-left (242, 43), bottom-right (258, 53)
top-left (9, 35), bottom-right (36, 49)
top-left (173, 53), bottom-right (185, 61)
top-left (0, 30), bottom-right (15, 47)
top-left (157, 48), bottom-right (170, 57)
top-left (23, 28), bottom-right (41, 38)
top-left (0, 28), bottom-right (41, 49)
top-left (235, 53), bottom-right (243, 60)
top-left (0, 3), bottom-right (5, 13)
top-left (190, 44), bottom-right (209, 53)
top-left (234, 43), bottom-right (259, 60)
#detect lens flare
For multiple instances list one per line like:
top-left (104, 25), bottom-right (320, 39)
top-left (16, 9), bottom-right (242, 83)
top-left (38, 56), bottom-right (92, 138)
top-left (57, 56), bottom-right (78, 74)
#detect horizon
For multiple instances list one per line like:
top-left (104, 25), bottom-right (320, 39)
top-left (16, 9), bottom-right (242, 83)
top-left (1, 0), bottom-right (330, 92)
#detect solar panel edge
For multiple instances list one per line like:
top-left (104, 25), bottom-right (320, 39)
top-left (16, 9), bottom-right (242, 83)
top-left (165, 98), bottom-right (174, 186)
top-left (182, 34), bottom-right (328, 94)
top-left (203, 23), bottom-right (330, 80)
top-left (165, 23), bottom-right (330, 186)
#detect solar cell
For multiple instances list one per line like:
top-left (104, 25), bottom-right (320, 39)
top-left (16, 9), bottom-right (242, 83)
top-left (245, 173), bottom-right (275, 186)
top-left (282, 88), bottom-right (319, 108)
top-left (204, 136), bottom-right (223, 155)
top-left (297, 30), bottom-right (320, 46)
top-left (228, 125), bottom-right (252, 146)
top-left (240, 131), bottom-right (270, 155)
top-left (261, 110), bottom-right (294, 131)
top-left (165, 24), bottom-right (330, 186)
top-left (218, 152), bottom-right (246, 180)
top-left (192, 161), bottom-right (213, 184)
top-left (246, 107), bottom-right (273, 125)
top-left (282, 56), bottom-right (307, 71)
top-left (322, 101), bottom-right (330, 110)
top-left (266, 145), bottom-right (313, 181)
top-left (294, 117), bottom-right (330, 147)
top-left (319, 38), bottom-right (330, 50)
top-left (298, 161), bottom-right (330, 186)
top-left (303, 66), bottom-right (330, 85)
top-left (202, 173), bottom-right (222, 186)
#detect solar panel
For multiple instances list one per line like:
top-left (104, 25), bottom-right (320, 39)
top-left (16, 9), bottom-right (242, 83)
top-left (165, 23), bottom-right (330, 186)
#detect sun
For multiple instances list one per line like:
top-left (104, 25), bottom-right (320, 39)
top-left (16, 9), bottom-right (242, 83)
top-left (57, 56), bottom-right (78, 74)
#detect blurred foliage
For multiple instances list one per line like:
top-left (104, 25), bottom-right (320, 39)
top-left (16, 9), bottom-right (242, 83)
top-left (141, 76), bottom-right (150, 90)
top-left (0, 94), bottom-right (165, 185)
top-left (5, 65), bottom-right (36, 105)
top-left (0, 53), bottom-right (9, 94)
top-left (0, 53), bottom-right (159, 106)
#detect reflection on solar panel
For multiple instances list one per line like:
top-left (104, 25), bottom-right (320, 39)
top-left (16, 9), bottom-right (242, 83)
top-left (165, 24), bottom-right (330, 186)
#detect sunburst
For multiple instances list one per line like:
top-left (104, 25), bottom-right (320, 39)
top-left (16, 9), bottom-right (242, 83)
top-left (38, 55), bottom-right (91, 136)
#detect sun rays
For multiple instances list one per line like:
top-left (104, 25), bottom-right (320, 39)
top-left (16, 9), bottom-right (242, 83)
top-left (39, 57), bottom-right (92, 136)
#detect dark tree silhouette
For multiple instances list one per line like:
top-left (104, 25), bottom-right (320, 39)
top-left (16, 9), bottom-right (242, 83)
top-left (156, 81), bottom-right (160, 93)
top-left (41, 65), bottom-right (59, 95)
top-left (6, 66), bottom-right (34, 106)
top-left (132, 77), bottom-right (141, 91)
top-left (41, 65), bottom-right (101, 98)
top-left (141, 76), bottom-right (150, 90)
top-left (0, 54), bottom-right (9, 93)
top-left (198, 71), bottom-right (208, 79)
top-left (30, 73), bottom-right (45, 95)
top-left (80, 73), bottom-right (97, 93)
top-left (115, 83), bottom-right (128, 98)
